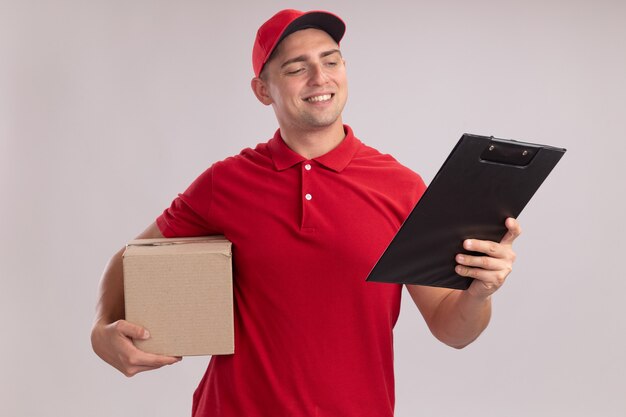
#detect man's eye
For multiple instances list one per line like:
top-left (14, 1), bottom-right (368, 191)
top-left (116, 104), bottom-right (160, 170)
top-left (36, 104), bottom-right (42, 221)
top-left (285, 68), bottom-right (304, 75)
top-left (325, 61), bottom-right (338, 67)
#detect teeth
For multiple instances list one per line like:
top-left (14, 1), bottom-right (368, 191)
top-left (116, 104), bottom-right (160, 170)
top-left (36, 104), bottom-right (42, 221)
top-left (307, 94), bottom-right (332, 103)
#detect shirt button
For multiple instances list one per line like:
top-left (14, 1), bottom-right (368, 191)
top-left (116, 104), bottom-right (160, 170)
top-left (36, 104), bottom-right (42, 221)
top-left (304, 164), bottom-right (312, 171)
top-left (305, 193), bottom-right (312, 201)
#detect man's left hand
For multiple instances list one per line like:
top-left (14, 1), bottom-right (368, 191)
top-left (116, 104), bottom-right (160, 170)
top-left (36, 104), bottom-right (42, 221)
top-left (455, 217), bottom-right (522, 299)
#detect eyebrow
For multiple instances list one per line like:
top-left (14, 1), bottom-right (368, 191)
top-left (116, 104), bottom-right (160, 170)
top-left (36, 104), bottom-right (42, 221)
top-left (280, 49), bottom-right (342, 69)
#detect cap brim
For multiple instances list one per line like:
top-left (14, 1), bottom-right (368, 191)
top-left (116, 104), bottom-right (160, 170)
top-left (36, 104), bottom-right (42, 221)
top-left (278, 11), bottom-right (346, 47)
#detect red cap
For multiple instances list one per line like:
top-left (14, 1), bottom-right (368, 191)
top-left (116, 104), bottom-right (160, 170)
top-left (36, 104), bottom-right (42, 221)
top-left (252, 9), bottom-right (346, 77)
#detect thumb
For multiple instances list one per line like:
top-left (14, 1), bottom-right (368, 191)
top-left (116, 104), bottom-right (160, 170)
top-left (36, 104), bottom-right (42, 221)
top-left (500, 217), bottom-right (522, 245)
top-left (116, 320), bottom-right (150, 340)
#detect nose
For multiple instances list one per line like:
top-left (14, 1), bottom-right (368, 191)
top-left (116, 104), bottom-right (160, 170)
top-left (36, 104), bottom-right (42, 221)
top-left (308, 63), bottom-right (329, 86)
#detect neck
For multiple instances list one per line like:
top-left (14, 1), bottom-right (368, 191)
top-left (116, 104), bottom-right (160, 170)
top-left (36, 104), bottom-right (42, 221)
top-left (279, 121), bottom-right (346, 159)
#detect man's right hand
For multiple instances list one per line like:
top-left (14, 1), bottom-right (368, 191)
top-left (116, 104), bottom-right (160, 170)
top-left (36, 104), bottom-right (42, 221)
top-left (91, 319), bottom-right (181, 377)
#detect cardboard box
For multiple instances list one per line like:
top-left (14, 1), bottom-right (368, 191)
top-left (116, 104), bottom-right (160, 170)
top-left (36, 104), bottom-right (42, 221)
top-left (123, 235), bottom-right (234, 356)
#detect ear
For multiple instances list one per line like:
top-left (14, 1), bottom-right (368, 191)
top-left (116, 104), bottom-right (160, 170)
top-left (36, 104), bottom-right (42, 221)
top-left (251, 77), bottom-right (273, 106)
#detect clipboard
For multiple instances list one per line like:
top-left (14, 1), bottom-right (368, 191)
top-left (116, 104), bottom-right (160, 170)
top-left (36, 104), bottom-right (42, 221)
top-left (366, 134), bottom-right (566, 290)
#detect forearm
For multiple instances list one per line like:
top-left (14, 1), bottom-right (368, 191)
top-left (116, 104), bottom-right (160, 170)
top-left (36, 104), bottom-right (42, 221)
top-left (93, 248), bottom-right (126, 327)
top-left (428, 290), bottom-right (492, 349)
top-left (93, 222), bottom-right (164, 328)
top-left (90, 223), bottom-right (180, 375)
top-left (91, 247), bottom-right (129, 364)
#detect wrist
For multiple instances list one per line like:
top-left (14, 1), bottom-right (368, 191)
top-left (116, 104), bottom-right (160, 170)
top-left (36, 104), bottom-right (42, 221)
top-left (91, 315), bottom-right (120, 335)
top-left (461, 288), bottom-right (492, 307)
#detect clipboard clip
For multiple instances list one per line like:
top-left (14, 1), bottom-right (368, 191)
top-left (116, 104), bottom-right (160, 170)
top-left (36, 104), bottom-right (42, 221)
top-left (480, 138), bottom-right (539, 167)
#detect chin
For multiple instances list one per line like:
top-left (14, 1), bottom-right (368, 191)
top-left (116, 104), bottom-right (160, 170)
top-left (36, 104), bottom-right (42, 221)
top-left (302, 113), bottom-right (343, 128)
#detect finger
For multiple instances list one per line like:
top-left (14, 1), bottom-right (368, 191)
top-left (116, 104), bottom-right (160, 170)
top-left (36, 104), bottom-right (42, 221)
top-left (500, 217), bottom-right (522, 245)
top-left (456, 253), bottom-right (508, 271)
top-left (455, 264), bottom-right (509, 288)
top-left (121, 362), bottom-right (178, 378)
top-left (117, 342), bottom-right (182, 377)
top-left (112, 321), bottom-right (182, 366)
top-left (126, 350), bottom-right (182, 368)
top-left (463, 238), bottom-right (509, 259)
top-left (114, 320), bottom-right (150, 340)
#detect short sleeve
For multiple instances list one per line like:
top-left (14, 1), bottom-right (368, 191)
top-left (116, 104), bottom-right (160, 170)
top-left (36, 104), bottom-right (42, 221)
top-left (156, 165), bottom-right (221, 238)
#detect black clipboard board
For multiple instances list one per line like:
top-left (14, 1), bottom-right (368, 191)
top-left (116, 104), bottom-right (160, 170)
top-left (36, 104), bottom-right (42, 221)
top-left (366, 134), bottom-right (566, 290)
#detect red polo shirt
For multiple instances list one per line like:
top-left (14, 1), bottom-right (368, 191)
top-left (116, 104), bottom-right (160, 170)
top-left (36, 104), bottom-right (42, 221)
top-left (157, 125), bottom-right (426, 417)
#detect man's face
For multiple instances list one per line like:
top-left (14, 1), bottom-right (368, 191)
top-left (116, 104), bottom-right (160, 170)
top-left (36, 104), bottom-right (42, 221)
top-left (259, 28), bottom-right (348, 133)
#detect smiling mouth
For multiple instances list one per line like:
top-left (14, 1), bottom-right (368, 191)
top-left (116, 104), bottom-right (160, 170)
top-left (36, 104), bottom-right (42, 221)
top-left (304, 94), bottom-right (334, 103)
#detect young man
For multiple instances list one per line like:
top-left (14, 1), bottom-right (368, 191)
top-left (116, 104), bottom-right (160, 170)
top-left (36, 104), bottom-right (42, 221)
top-left (91, 9), bottom-right (520, 417)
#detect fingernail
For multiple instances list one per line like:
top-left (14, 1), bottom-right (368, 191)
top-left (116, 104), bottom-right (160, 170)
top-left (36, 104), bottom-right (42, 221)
top-left (457, 254), bottom-right (465, 262)
top-left (465, 240), bottom-right (472, 249)
top-left (143, 330), bottom-right (150, 339)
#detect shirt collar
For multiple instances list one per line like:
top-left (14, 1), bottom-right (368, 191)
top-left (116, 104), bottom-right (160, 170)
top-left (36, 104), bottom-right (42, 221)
top-left (268, 125), bottom-right (360, 173)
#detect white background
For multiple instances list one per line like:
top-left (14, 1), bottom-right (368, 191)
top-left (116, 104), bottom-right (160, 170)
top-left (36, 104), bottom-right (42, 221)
top-left (1, 1), bottom-right (625, 416)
